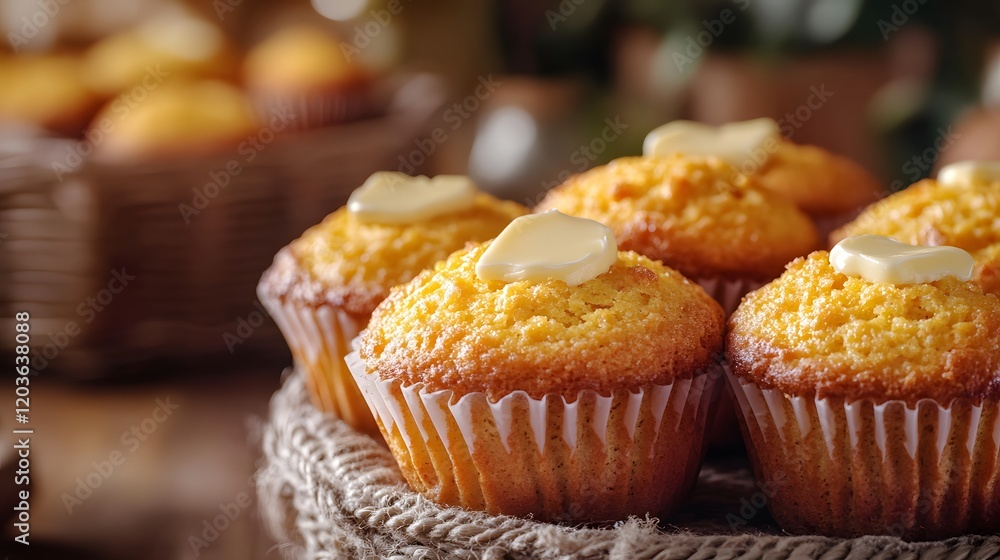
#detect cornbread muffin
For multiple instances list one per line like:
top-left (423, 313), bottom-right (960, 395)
top-left (244, 26), bottom-right (372, 129)
top-left (259, 189), bottom-right (526, 434)
top-left (83, 10), bottom-right (237, 97)
top-left (642, 118), bottom-right (882, 234)
top-left (0, 54), bottom-right (100, 135)
top-left (832, 178), bottom-right (1000, 297)
top-left (536, 156), bottom-right (819, 289)
top-left (538, 155), bottom-right (820, 447)
top-left (349, 244), bottom-right (725, 522)
top-left (728, 251), bottom-right (1000, 539)
top-left (91, 81), bottom-right (257, 163)
top-left (752, 142), bottom-right (882, 233)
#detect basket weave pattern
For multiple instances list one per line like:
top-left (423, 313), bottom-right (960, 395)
top-left (257, 371), bottom-right (1000, 560)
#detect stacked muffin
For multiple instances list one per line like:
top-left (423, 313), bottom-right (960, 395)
top-left (833, 161), bottom-right (1000, 297)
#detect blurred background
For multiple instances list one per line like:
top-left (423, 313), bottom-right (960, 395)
top-left (1, 0), bottom-right (999, 557)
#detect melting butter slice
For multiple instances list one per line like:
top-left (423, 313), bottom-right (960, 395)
top-left (937, 161), bottom-right (1000, 187)
top-left (347, 172), bottom-right (478, 224)
top-left (830, 235), bottom-right (973, 285)
top-left (642, 118), bottom-right (781, 166)
top-left (476, 210), bottom-right (617, 286)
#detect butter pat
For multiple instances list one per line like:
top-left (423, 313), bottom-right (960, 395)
top-left (476, 210), bottom-right (617, 286)
top-left (642, 118), bottom-right (781, 166)
top-left (937, 161), bottom-right (1000, 187)
top-left (347, 172), bottom-right (478, 224)
top-left (830, 235), bottom-right (973, 285)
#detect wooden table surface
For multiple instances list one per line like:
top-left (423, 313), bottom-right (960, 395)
top-left (1, 365), bottom-right (284, 559)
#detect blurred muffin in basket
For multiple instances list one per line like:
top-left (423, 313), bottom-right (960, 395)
top-left (348, 210), bottom-right (724, 522)
top-left (832, 160), bottom-right (1000, 297)
top-left (728, 235), bottom-right (1000, 539)
top-left (0, 54), bottom-right (100, 136)
top-left (244, 25), bottom-right (373, 130)
top-left (258, 172), bottom-right (527, 434)
top-left (82, 7), bottom-right (238, 97)
top-left (89, 80), bottom-right (258, 164)
top-left (643, 118), bottom-right (883, 235)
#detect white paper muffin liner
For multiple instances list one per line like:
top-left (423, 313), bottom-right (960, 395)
top-left (258, 291), bottom-right (378, 434)
top-left (346, 341), bottom-right (723, 523)
top-left (252, 87), bottom-right (370, 132)
top-left (727, 370), bottom-right (1000, 539)
top-left (695, 276), bottom-right (763, 447)
top-left (695, 276), bottom-right (764, 317)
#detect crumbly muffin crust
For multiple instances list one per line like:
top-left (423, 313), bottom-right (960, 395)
top-left (754, 142), bottom-right (882, 216)
top-left (360, 246), bottom-right (725, 399)
top-left (832, 179), bottom-right (1000, 296)
top-left (259, 194), bottom-right (526, 316)
top-left (536, 156), bottom-right (820, 281)
top-left (728, 251), bottom-right (1000, 402)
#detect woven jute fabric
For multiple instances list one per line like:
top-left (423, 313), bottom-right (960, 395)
top-left (258, 371), bottom-right (1000, 560)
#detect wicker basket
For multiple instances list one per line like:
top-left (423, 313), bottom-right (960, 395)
top-left (0, 75), bottom-right (446, 378)
top-left (257, 370), bottom-right (1000, 560)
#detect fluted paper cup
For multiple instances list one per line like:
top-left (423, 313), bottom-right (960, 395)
top-left (347, 343), bottom-right (722, 523)
top-left (695, 276), bottom-right (763, 317)
top-left (727, 370), bottom-right (1000, 539)
top-left (695, 276), bottom-right (763, 448)
top-left (251, 84), bottom-right (371, 132)
top-left (259, 293), bottom-right (378, 435)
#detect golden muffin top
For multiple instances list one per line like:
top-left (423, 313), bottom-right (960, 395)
top-left (832, 179), bottom-right (1000, 296)
top-left (83, 12), bottom-right (237, 96)
top-left (92, 81), bottom-right (257, 163)
top-left (260, 194), bottom-right (526, 316)
top-left (755, 142), bottom-right (882, 216)
top-left (0, 55), bottom-right (97, 134)
top-left (244, 26), bottom-right (368, 92)
top-left (360, 245), bottom-right (725, 400)
top-left (536, 156), bottom-right (820, 281)
top-left (728, 251), bottom-right (1000, 402)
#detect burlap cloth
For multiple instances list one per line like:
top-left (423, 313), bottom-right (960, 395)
top-left (257, 371), bottom-right (1000, 559)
